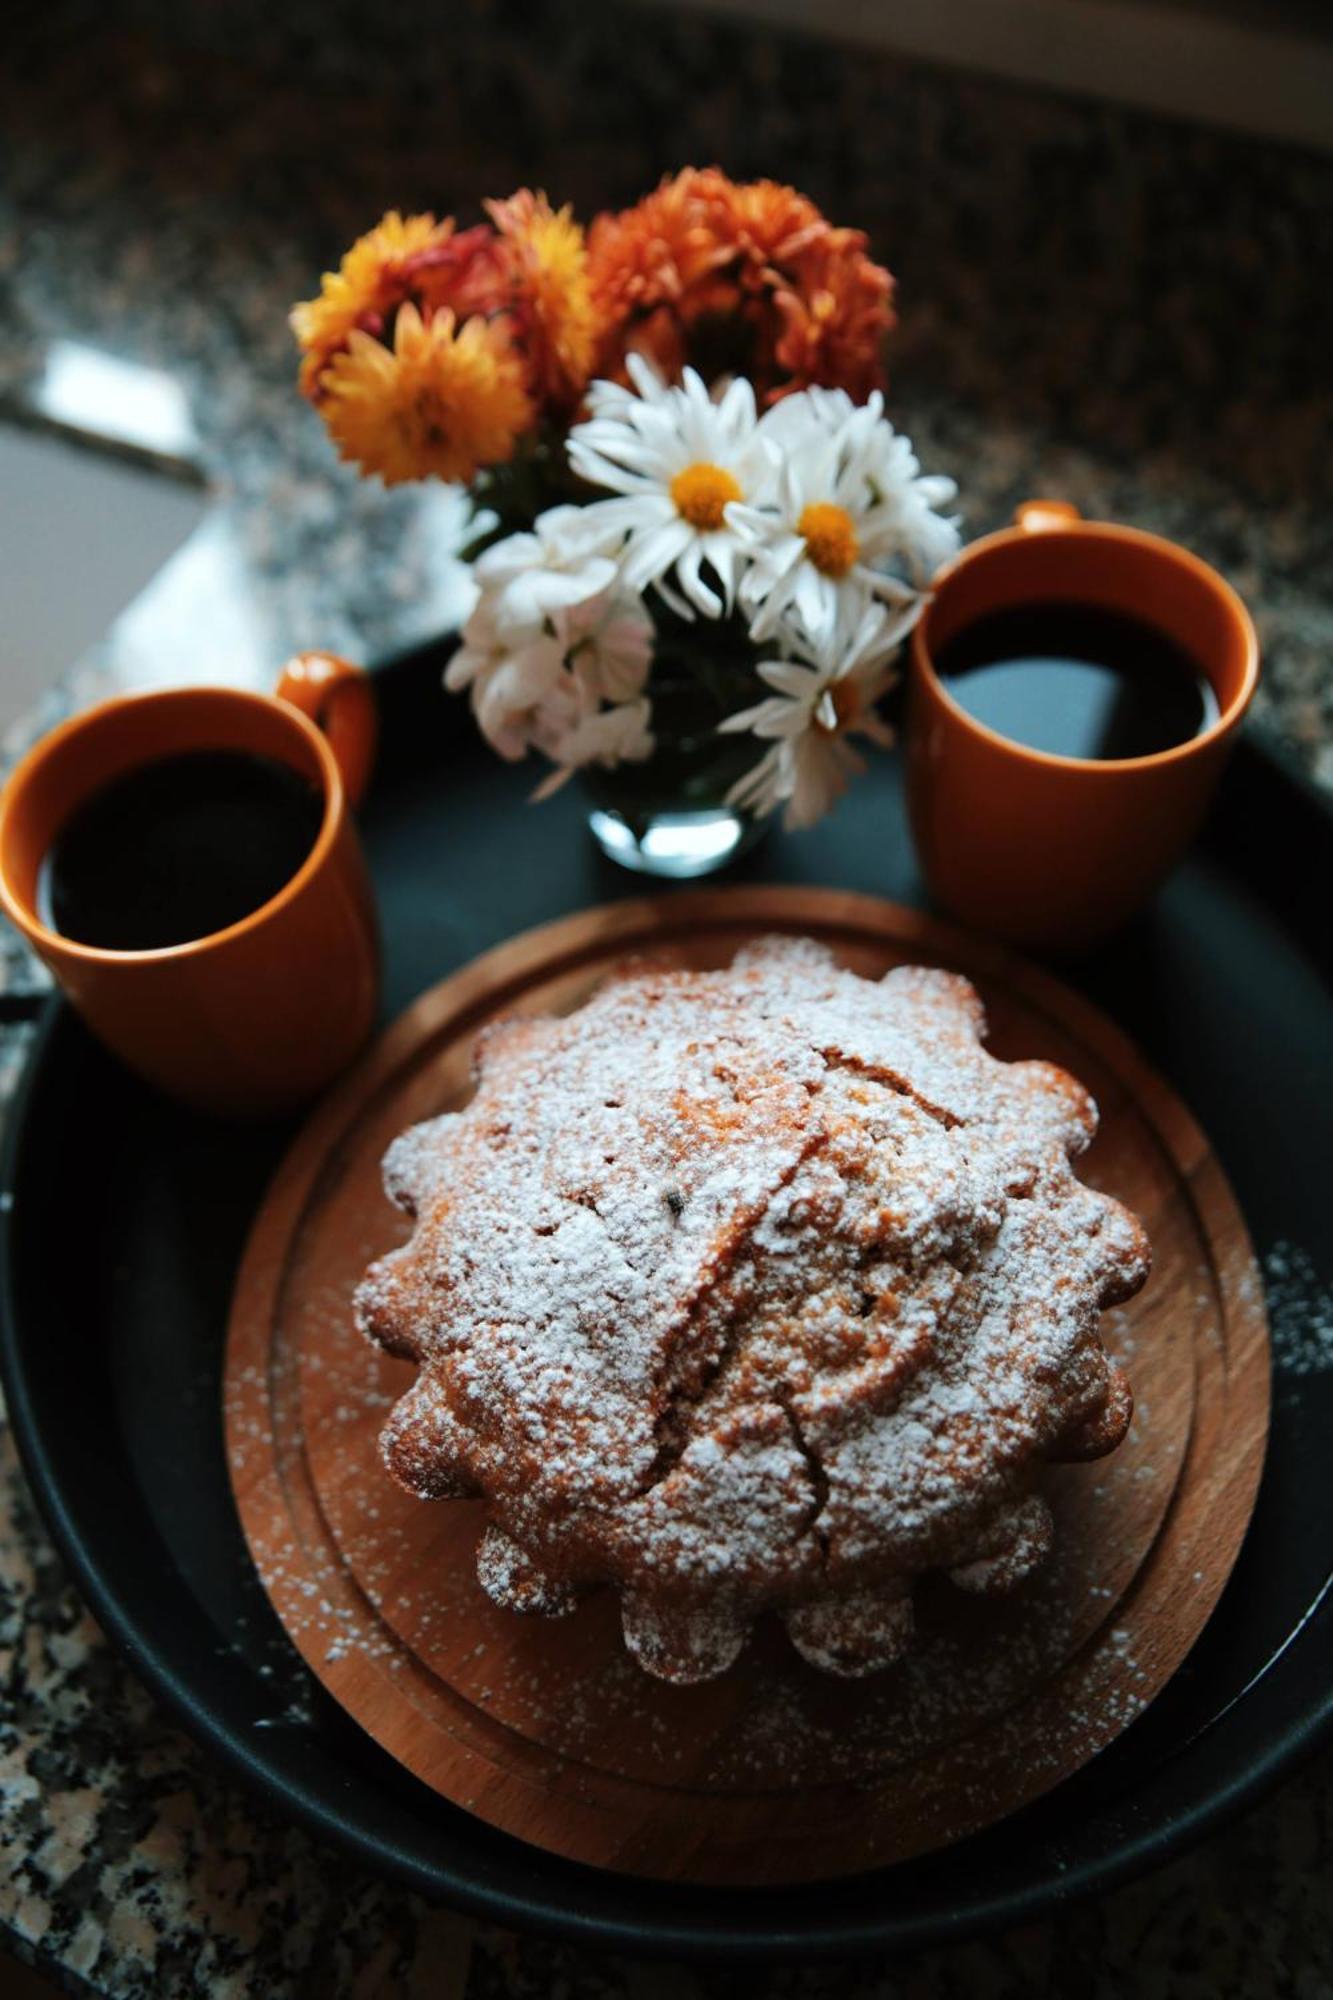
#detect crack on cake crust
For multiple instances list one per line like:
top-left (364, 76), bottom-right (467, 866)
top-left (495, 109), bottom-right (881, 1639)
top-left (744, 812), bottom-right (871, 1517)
top-left (817, 1047), bottom-right (964, 1130)
top-left (776, 1391), bottom-right (831, 1557)
top-left (640, 1130), bottom-right (830, 1497)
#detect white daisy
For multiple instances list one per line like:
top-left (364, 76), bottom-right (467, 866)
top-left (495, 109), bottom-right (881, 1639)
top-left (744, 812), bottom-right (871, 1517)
top-left (752, 385), bottom-right (858, 449)
top-left (566, 355), bottom-right (776, 621)
top-left (561, 586), bottom-right (655, 704)
top-left (472, 505), bottom-right (622, 637)
top-left (730, 390), bottom-right (960, 646)
top-left (444, 599), bottom-right (572, 763)
top-left (580, 361), bottom-right (675, 424)
top-left (531, 694), bottom-right (655, 801)
top-left (446, 526), bottom-right (656, 785)
top-left (719, 594), bottom-right (901, 831)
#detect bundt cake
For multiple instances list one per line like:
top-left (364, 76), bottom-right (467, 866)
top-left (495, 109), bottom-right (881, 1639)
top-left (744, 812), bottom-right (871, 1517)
top-left (354, 937), bottom-right (1149, 1683)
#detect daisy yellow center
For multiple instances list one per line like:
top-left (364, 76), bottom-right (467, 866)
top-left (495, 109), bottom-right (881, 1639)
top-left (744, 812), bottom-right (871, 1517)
top-left (670, 461), bottom-right (742, 530)
top-left (799, 501), bottom-right (860, 578)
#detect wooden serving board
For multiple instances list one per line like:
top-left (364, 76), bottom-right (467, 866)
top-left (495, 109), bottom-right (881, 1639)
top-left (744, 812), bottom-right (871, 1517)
top-left (224, 888), bottom-right (1269, 1886)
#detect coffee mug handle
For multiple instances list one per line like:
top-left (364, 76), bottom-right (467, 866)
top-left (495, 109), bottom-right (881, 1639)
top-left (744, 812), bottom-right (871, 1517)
top-left (275, 653), bottom-right (377, 808)
top-left (1014, 499), bottom-right (1083, 534)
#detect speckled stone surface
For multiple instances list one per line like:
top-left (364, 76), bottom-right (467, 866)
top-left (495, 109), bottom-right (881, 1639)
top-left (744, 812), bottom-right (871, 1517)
top-left (2, 3), bottom-right (1332, 1993)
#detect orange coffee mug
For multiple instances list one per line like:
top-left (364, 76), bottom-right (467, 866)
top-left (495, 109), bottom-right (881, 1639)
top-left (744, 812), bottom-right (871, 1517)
top-left (0, 655), bottom-right (380, 1116)
top-left (906, 502), bottom-right (1259, 949)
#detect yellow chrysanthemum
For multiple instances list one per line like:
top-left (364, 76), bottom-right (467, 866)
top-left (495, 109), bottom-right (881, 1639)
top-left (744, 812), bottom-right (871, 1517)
top-left (319, 303), bottom-right (533, 486)
top-left (487, 189), bottom-right (601, 407)
top-left (290, 211), bottom-right (453, 397)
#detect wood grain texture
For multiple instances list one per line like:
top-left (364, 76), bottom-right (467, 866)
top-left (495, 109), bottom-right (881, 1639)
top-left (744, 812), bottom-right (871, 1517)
top-left (224, 888), bottom-right (1269, 1886)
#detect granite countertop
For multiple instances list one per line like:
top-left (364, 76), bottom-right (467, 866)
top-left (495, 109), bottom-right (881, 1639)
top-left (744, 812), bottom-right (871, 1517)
top-left (2, 2), bottom-right (1332, 1993)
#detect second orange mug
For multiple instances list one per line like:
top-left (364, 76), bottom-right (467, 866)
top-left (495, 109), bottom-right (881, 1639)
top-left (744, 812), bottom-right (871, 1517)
top-left (0, 655), bottom-right (380, 1117)
top-left (906, 503), bottom-right (1259, 949)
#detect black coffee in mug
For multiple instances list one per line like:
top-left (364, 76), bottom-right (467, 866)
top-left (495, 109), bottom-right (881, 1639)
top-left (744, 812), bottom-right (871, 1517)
top-left (39, 749), bottom-right (324, 951)
top-left (934, 601), bottom-right (1219, 762)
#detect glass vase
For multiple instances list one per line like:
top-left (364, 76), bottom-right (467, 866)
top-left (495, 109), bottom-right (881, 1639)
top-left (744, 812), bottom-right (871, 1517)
top-left (580, 676), bottom-right (768, 879)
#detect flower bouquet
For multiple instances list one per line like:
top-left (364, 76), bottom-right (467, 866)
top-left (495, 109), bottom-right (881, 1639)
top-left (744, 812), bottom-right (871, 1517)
top-left (292, 171), bottom-right (960, 874)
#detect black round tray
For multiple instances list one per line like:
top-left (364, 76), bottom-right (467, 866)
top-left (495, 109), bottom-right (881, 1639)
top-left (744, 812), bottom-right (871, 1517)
top-left (3, 641), bottom-right (1332, 1959)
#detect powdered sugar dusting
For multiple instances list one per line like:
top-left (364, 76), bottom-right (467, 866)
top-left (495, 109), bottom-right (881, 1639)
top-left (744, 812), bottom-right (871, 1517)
top-left (354, 937), bottom-right (1148, 1684)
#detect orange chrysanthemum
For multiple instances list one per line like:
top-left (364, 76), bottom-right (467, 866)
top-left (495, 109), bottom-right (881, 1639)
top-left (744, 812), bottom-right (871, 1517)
top-left (772, 229), bottom-right (895, 405)
top-left (587, 168), bottom-right (895, 404)
top-left (585, 167), bottom-right (735, 324)
top-left (486, 189), bottom-right (602, 410)
top-left (721, 178), bottom-right (830, 280)
top-left (318, 303), bottom-right (533, 486)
